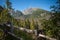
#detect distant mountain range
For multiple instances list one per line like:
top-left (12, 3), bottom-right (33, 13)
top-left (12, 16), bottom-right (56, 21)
top-left (23, 8), bottom-right (49, 15)
top-left (22, 8), bottom-right (39, 15)
top-left (24, 8), bottom-right (51, 20)
top-left (9, 8), bottom-right (51, 20)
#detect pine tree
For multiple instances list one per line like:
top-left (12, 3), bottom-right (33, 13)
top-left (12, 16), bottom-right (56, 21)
top-left (41, 0), bottom-right (60, 38)
top-left (48, 0), bottom-right (60, 39)
top-left (6, 0), bottom-right (12, 10)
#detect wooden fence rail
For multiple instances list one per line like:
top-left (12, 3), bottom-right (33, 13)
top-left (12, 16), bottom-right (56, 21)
top-left (0, 24), bottom-right (57, 40)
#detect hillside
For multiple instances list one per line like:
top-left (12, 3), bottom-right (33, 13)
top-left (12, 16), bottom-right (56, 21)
top-left (8, 8), bottom-right (51, 30)
top-left (22, 8), bottom-right (51, 20)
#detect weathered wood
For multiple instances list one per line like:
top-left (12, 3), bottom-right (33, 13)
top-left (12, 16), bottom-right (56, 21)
top-left (38, 34), bottom-right (57, 40)
top-left (0, 25), bottom-right (22, 40)
top-left (0, 29), bottom-right (22, 40)
top-left (0, 24), bottom-right (57, 40)
top-left (8, 32), bottom-right (22, 40)
top-left (14, 26), bottom-right (57, 40)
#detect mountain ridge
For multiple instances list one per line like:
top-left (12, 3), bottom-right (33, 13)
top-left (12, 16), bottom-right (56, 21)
top-left (22, 8), bottom-right (50, 15)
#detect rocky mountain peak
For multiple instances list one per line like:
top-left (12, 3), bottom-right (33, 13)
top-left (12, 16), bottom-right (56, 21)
top-left (22, 8), bottom-right (39, 15)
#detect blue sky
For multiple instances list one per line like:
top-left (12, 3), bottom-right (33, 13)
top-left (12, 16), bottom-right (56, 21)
top-left (0, 0), bottom-right (56, 11)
